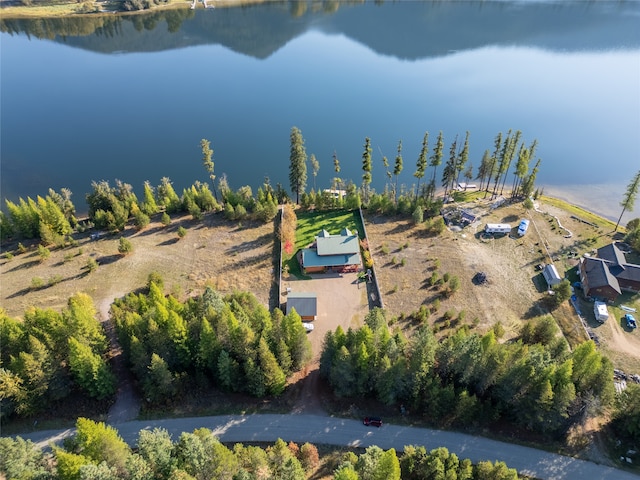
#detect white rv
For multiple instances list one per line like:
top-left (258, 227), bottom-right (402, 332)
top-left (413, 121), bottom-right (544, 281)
top-left (594, 301), bottom-right (609, 323)
top-left (485, 223), bottom-right (512, 234)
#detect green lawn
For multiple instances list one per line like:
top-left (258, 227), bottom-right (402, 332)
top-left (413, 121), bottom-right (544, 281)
top-left (283, 209), bottom-right (363, 279)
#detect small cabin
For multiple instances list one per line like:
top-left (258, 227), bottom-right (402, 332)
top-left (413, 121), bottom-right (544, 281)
top-left (485, 223), bottom-right (512, 234)
top-left (517, 219), bottom-right (530, 236)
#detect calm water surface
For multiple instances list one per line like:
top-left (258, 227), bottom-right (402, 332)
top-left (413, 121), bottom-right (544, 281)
top-left (1, 1), bottom-right (639, 219)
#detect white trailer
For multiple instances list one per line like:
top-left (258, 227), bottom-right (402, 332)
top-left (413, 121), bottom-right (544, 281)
top-left (594, 301), bottom-right (609, 323)
top-left (485, 223), bottom-right (512, 234)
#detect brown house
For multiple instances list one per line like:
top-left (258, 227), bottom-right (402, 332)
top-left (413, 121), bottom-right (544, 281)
top-left (579, 243), bottom-right (640, 302)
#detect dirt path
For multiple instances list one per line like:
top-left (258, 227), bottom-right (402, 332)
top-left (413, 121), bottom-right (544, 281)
top-left (282, 271), bottom-right (367, 415)
top-left (99, 294), bottom-right (141, 424)
top-left (605, 317), bottom-right (640, 357)
top-left (288, 363), bottom-right (325, 415)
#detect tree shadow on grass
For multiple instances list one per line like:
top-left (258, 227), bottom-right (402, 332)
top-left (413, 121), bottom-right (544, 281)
top-left (5, 259), bottom-right (40, 272)
top-left (226, 233), bottom-right (273, 255)
top-left (158, 238), bottom-right (180, 246)
top-left (96, 254), bottom-right (122, 266)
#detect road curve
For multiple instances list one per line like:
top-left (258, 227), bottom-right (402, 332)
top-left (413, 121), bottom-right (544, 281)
top-left (11, 414), bottom-right (639, 480)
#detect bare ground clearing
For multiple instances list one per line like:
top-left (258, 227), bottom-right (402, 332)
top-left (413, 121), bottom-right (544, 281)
top-left (364, 196), bottom-right (640, 374)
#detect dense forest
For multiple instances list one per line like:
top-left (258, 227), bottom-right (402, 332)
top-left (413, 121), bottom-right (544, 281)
top-left (111, 281), bottom-right (312, 402)
top-left (0, 280), bottom-right (313, 418)
top-left (320, 308), bottom-right (613, 436)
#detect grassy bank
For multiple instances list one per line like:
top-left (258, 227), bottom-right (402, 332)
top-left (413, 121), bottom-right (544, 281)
top-left (0, 0), bottom-right (265, 18)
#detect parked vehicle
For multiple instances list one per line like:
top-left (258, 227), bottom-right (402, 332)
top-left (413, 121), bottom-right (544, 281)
top-left (484, 223), bottom-right (512, 234)
top-left (363, 416), bottom-right (383, 427)
top-left (594, 301), bottom-right (609, 323)
top-left (625, 314), bottom-right (637, 329)
top-left (302, 322), bottom-right (314, 333)
top-left (517, 219), bottom-right (530, 236)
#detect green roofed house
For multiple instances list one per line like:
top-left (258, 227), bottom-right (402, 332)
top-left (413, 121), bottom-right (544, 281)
top-left (287, 292), bottom-right (317, 320)
top-left (299, 228), bottom-right (361, 274)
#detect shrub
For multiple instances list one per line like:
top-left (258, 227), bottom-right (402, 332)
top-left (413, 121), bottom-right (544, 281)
top-left (235, 204), bottom-right (247, 220)
top-left (31, 277), bottom-right (44, 290)
top-left (86, 258), bottom-right (98, 273)
top-left (177, 226), bottom-right (187, 239)
top-left (443, 272), bottom-right (450, 283)
top-left (4, 252), bottom-right (13, 261)
top-left (134, 210), bottom-right (150, 230)
top-left (161, 212), bottom-right (171, 226)
top-left (37, 244), bottom-right (50, 262)
top-left (412, 206), bottom-right (424, 224)
top-left (48, 275), bottom-right (63, 286)
top-left (381, 243), bottom-right (390, 255)
top-left (391, 256), bottom-right (398, 265)
top-left (17, 243), bottom-right (27, 254)
top-left (432, 298), bottom-right (440, 312)
top-left (118, 237), bottom-right (133, 255)
top-left (417, 305), bottom-right (430, 323)
top-left (299, 443), bottom-right (319, 472)
top-left (493, 321), bottom-right (505, 338)
top-left (443, 309), bottom-right (455, 321)
top-left (400, 258), bottom-right (407, 266)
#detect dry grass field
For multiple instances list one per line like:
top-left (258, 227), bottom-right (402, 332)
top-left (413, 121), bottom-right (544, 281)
top-left (1, 213), bottom-right (277, 321)
top-left (364, 195), bottom-right (640, 375)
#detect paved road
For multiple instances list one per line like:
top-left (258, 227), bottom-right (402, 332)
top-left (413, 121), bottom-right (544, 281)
top-left (12, 414), bottom-right (639, 480)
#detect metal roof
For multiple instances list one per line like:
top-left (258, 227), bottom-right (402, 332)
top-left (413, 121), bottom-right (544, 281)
top-left (287, 292), bottom-right (317, 317)
top-left (316, 234), bottom-right (360, 256)
top-left (543, 264), bottom-right (562, 285)
top-left (301, 248), bottom-right (361, 268)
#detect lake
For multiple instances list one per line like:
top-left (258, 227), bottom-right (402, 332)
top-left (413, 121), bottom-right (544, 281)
top-left (1, 1), bottom-right (639, 220)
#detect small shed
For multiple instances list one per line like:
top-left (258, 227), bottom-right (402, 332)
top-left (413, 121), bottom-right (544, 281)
top-left (542, 264), bottom-right (562, 286)
top-left (287, 292), bottom-right (317, 321)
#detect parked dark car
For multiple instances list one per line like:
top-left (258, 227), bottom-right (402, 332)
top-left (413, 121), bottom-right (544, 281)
top-left (363, 416), bottom-right (382, 427)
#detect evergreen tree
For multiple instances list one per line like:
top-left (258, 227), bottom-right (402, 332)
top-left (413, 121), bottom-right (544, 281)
top-left (615, 169), bottom-right (640, 231)
top-left (257, 336), bottom-right (286, 396)
top-left (441, 136), bottom-right (458, 197)
top-left (288, 127), bottom-right (308, 204)
top-left (157, 177), bottom-right (181, 213)
top-left (484, 132), bottom-right (503, 198)
top-left (414, 132), bottom-right (428, 199)
top-left (362, 137), bottom-right (373, 204)
top-left (429, 131), bottom-right (444, 197)
top-left (476, 149), bottom-right (492, 191)
top-left (310, 153), bottom-right (319, 192)
top-left (68, 337), bottom-right (116, 400)
top-left (455, 131), bottom-right (470, 187)
top-left (141, 181), bottom-right (159, 216)
top-left (393, 141), bottom-right (403, 204)
top-left (200, 138), bottom-right (216, 199)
